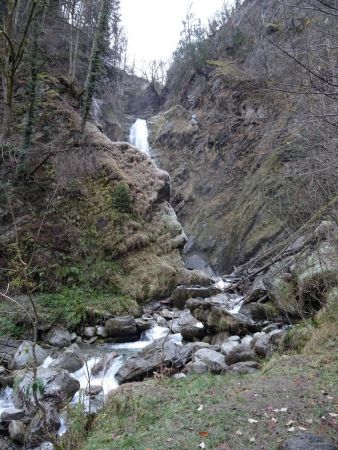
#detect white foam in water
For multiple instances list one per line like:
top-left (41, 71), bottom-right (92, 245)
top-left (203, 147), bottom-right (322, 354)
top-left (41, 355), bottom-right (54, 368)
top-left (215, 278), bottom-right (231, 290)
top-left (129, 119), bottom-right (150, 154)
top-left (0, 386), bottom-right (14, 415)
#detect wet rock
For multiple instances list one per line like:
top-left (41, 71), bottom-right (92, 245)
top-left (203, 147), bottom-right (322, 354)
top-left (223, 343), bottom-right (257, 365)
top-left (105, 316), bottom-right (138, 341)
top-left (116, 336), bottom-right (191, 383)
top-left (253, 335), bottom-right (271, 357)
top-left (95, 326), bottom-right (107, 338)
top-left (50, 344), bottom-right (83, 373)
top-left (278, 433), bottom-right (337, 450)
top-left (194, 349), bottom-right (227, 374)
top-left (85, 385), bottom-right (103, 397)
top-left (171, 310), bottom-right (206, 341)
top-left (25, 404), bottom-right (60, 448)
top-left (211, 332), bottom-right (229, 346)
top-left (153, 314), bottom-right (168, 328)
top-left (9, 420), bottom-right (26, 444)
top-left (83, 327), bottom-right (96, 338)
top-left (43, 328), bottom-right (72, 348)
top-left (185, 360), bottom-right (208, 375)
top-left (0, 408), bottom-right (25, 422)
top-left (171, 285), bottom-right (221, 309)
top-left (227, 361), bottom-right (259, 374)
top-left (135, 318), bottom-right (152, 332)
top-left (9, 341), bottom-right (48, 370)
top-left (13, 367), bottom-right (80, 412)
top-left (91, 352), bottom-right (119, 376)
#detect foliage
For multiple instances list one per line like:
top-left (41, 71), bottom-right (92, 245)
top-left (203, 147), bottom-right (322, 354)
top-left (113, 182), bottom-right (132, 213)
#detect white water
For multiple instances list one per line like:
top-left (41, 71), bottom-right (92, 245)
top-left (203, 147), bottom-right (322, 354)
top-left (0, 386), bottom-right (14, 416)
top-left (129, 119), bottom-right (150, 154)
top-left (214, 277), bottom-right (244, 314)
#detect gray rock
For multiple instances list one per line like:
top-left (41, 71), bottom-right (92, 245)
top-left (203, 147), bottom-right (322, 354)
top-left (262, 324), bottom-right (280, 333)
top-left (85, 385), bottom-right (103, 397)
top-left (9, 421), bottom-right (26, 444)
top-left (172, 373), bottom-right (186, 380)
top-left (95, 326), bottom-right (107, 338)
top-left (13, 367), bottom-right (80, 412)
top-left (251, 332), bottom-right (266, 347)
top-left (85, 336), bottom-right (98, 344)
top-left (211, 332), bottom-right (229, 346)
top-left (269, 329), bottom-right (286, 344)
top-left (194, 348), bottom-right (227, 374)
top-left (0, 339), bottom-right (21, 367)
top-left (43, 328), bottom-right (72, 348)
top-left (171, 310), bottom-right (206, 341)
top-left (70, 332), bottom-right (78, 342)
top-left (115, 336), bottom-right (191, 383)
top-left (227, 361), bottom-right (259, 374)
top-left (105, 316), bottom-right (138, 341)
top-left (0, 366), bottom-right (5, 375)
top-left (221, 340), bottom-right (239, 356)
top-left (153, 314), bottom-right (168, 328)
top-left (83, 327), bottom-right (96, 338)
top-left (228, 335), bottom-right (241, 342)
top-left (185, 360), bottom-right (208, 375)
top-left (9, 341), bottom-right (48, 370)
top-left (91, 352), bottom-right (119, 376)
top-left (245, 276), bottom-right (267, 303)
top-left (254, 335), bottom-right (271, 357)
top-left (50, 344), bottom-right (83, 373)
top-left (34, 443), bottom-right (54, 450)
top-left (278, 433), bottom-right (337, 450)
top-left (0, 408), bottom-right (25, 422)
top-left (171, 285), bottom-right (221, 309)
top-left (135, 318), bottom-right (152, 332)
top-left (241, 335), bottom-right (253, 346)
top-left (224, 343), bottom-right (257, 365)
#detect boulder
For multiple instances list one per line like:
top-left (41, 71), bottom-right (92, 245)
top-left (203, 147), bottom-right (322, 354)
top-left (211, 332), bottom-right (229, 346)
top-left (85, 385), bottom-right (103, 397)
top-left (135, 318), bottom-right (152, 333)
top-left (262, 324), bottom-right (280, 333)
top-left (43, 328), bottom-right (72, 348)
top-left (171, 310), bottom-right (206, 341)
top-left (91, 352), bottom-right (119, 376)
top-left (227, 361), bottom-right (259, 374)
top-left (49, 344), bottom-right (83, 373)
top-left (194, 348), bottom-right (227, 374)
top-left (83, 327), bottom-right (96, 338)
top-left (0, 408), bottom-right (25, 423)
top-left (269, 329), bottom-right (286, 344)
top-left (172, 373), bottom-right (186, 380)
top-left (0, 338), bottom-right (21, 367)
top-left (240, 302), bottom-right (281, 321)
top-left (13, 367), bottom-right (79, 412)
top-left (253, 335), bottom-right (271, 357)
top-left (105, 316), bottom-right (138, 341)
top-left (278, 433), bottom-right (337, 450)
top-left (171, 285), bottom-right (221, 309)
top-left (251, 332), bottom-right (266, 347)
top-left (228, 336), bottom-right (241, 342)
top-left (241, 335), bottom-right (253, 346)
top-left (9, 421), bottom-right (26, 444)
top-left (221, 340), bottom-right (239, 356)
top-left (245, 276), bottom-right (267, 303)
top-left (153, 314), bottom-right (168, 328)
top-left (9, 341), bottom-right (48, 370)
top-left (223, 343), bottom-right (257, 365)
top-left (95, 326), bottom-right (108, 338)
top-left (185, 360), bottom-right (208, 375)
top-left (115, 336), bottom-right (191, 383)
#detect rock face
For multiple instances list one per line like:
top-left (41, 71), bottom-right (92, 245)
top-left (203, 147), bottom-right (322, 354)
top-left (13, 368), bottom-right (79, 412)
top-left (115, 336), bottom-right (191, 383)
top-left (278, 433), bottom-right (337, 450)
top-left (105, 316), bottom-right (138, 341)
top-left (9, 341), bottom-right (48, 370)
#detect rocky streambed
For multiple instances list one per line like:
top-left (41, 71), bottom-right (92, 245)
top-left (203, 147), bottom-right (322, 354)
top-left (0, 275), bottom-right (293, 449)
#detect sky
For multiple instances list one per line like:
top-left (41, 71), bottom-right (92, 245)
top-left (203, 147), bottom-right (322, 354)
top-left (120, 0), bottom-right (230, 68)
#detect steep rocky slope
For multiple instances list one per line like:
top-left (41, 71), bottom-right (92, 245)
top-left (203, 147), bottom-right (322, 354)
top-left (149, 0), bottom-right (338, 273)
top-left (0, 75), bottom-right (206, 336)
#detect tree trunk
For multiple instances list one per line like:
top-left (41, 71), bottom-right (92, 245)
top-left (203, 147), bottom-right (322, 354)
top-left (1, 75), bottom-right (13, 141)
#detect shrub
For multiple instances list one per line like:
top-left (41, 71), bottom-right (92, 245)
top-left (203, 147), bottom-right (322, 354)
top-left (113, 182), bottom-right (132, 213)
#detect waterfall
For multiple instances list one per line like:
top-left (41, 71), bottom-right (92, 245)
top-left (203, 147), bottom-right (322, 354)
top-left (129, 119), bottom-right (150, 155)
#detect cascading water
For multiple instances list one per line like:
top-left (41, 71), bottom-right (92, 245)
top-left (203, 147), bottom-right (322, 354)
top-left (129, 119), bottom-right (150, 154)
